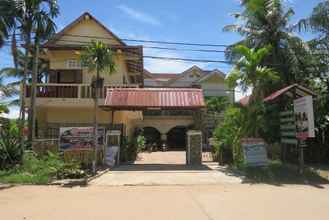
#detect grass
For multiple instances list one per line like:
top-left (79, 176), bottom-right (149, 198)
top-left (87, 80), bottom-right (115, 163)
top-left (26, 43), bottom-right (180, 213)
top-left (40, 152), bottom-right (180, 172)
top-left (0, 152), bottom-right (86, 185)
top-left (236, 160), bottom-right (329, 185)
top-left (0, 169), bottom-right (51, 185)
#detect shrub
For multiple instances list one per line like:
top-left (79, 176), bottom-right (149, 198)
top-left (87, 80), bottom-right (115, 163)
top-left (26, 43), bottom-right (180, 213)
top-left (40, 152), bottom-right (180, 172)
top-left (213, 106), bottom-right (245, 166)
top-left (0, 151), bottom-right (85, 184)
top-left (0, 121), bottom-right (23, 169)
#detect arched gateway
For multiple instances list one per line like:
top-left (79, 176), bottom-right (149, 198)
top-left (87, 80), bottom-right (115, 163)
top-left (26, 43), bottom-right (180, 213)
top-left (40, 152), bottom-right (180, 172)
top-left (100, 88), bottom-right (205, 165)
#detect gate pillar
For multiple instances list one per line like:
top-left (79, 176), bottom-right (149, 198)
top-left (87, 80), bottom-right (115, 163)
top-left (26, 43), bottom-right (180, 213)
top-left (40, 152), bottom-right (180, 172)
top-left (186, 130), bottom-right (202, 165)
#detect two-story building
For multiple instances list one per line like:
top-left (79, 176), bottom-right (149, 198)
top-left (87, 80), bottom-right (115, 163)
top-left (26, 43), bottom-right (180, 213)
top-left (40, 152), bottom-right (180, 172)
top-left (24, 12), bottom-right (231, 149)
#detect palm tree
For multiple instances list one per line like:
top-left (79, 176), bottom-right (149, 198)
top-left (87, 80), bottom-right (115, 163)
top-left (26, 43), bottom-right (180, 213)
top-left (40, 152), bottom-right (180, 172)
top-left (10, 0), bottom-right (59, 143)
top-left (226, 45), bottom-right (279, 101)
top-left (0, 71), bottom-right (18, 115)
top-left (224, 0), bottom-right (311, 88)
top-left (0, 0), bottom-right (17, 49)
top-left (80, 40), bottom-right (116, 172)
top-left (0, 48), bottom-right (49, 107)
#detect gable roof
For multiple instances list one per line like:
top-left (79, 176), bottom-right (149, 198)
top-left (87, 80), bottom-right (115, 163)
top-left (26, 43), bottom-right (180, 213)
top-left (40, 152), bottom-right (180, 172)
top-left (43, 12), bottom-right (126, 47)
top-left (197, 69), bottom-right (226, 83)
top-left (264, 84), bottom-right (316, 102)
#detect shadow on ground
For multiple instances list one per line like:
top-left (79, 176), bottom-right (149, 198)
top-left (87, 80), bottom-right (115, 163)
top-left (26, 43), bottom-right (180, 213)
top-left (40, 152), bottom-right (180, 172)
top-left (215, 162), bottom-right (329, 188)
top-left (111, 164), bottom-right (212, 172)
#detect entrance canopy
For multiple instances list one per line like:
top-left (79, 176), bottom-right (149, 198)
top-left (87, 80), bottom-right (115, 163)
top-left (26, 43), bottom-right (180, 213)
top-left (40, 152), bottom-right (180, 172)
top-left (100, 88), bottom-right (205, 110)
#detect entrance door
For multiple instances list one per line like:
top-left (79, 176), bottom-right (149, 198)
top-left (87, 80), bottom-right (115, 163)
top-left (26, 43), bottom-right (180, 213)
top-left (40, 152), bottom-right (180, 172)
top-left (166, 126), bottom-right (187, 150)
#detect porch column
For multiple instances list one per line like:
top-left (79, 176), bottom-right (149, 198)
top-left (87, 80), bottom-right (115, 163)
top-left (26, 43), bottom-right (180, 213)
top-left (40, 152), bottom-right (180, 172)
top-left (161, 133), bottom-right (167, 142)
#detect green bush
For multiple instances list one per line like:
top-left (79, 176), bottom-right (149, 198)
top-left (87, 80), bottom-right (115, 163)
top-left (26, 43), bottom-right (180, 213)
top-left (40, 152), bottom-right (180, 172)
top-left (213, 106), bottom-right (245, 166)
top-left (0, 121), bottom-right (23, 169)
top-left (0, 151), bottom-right (85, 184)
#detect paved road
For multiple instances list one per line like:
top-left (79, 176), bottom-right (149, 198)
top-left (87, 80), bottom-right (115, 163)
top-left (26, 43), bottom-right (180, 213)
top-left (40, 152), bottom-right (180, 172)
top-left (1, 184), bottom-right (329, 220)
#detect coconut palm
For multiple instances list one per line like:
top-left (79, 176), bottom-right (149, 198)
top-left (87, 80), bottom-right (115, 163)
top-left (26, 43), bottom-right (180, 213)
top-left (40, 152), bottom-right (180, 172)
top-left (0, 70), bottom-right (18, 115)
top-left (0, 48), bottom-right (49, 107)
top-left (0, 0), bottom-right (18, 49)
top-left (80, 40), bottom-right (116, 172)
top-left (224, 0), bottom-right (311, 88)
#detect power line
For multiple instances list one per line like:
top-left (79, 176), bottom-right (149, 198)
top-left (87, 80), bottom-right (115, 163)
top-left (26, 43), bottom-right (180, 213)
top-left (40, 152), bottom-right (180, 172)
top-left (59, 33), bottom-right (229, 47)
top-left (143, 56), bottom-right (232, 64)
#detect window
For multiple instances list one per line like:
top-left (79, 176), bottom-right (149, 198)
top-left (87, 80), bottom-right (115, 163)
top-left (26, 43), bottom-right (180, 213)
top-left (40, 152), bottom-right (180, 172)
top-left (66, 59), bottom-right (81, 69)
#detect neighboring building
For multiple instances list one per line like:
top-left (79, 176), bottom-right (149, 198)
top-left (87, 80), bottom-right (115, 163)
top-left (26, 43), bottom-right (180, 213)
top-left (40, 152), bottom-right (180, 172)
top-left (23, 12), bottom-right (230, 149)
top-left (144, 66), bottom-right (234, 102)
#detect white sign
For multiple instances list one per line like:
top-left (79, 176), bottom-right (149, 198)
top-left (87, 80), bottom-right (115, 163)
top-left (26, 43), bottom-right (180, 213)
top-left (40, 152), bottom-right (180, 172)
top-left (241, 138), bottom-right (268, 166)
top-left (293, 96), bottom-right (315, 139)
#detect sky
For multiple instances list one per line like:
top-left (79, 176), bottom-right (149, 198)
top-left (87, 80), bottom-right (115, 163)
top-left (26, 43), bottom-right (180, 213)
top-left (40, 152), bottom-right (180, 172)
top-left (0, 0), bottom-right (323, 118)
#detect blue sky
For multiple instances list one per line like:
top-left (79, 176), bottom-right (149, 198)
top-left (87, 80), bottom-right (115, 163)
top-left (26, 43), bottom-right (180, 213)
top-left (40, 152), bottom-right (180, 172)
top-left (0, 0), bottom-right (323, 118)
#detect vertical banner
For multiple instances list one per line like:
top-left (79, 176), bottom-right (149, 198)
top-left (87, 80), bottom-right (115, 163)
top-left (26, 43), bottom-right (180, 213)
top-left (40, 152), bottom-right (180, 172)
top-left (293, 96), bottom-right (315, 139)
top-left (59, 127), bottom-right (105, 150)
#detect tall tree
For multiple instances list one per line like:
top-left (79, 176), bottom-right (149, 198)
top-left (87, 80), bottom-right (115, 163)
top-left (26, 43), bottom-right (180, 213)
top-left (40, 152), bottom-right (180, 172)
top-left (224, 0), bottom-right (311, 91)
top-left (297, 0), bottom-right (329, 161)
top-left (226, 45), bottom-right (279, 100)
top-left (11, 0), bottom-right (59, 143)
top-left (0, 0), bottom-right (17, 49)
top-left (80, 40), bottom-right (116, 172)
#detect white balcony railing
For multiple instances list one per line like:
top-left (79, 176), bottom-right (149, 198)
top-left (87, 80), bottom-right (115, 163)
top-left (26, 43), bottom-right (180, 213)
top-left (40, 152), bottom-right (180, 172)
top-left (25, 83), bottom-right (140, 99)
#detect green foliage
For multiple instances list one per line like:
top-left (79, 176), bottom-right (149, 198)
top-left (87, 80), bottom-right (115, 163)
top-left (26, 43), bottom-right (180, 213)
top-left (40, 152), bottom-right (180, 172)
top-left (213, 106), bottom-right (245, 165)
top-left (226, 45), bottom-right (279, 99)
top-left (205, 96), bottom-right (229, 113)
top-left (80, 40), bottom-right (116, 75)
top-left (137, 134), bottom-right (146, 153)
top-left (224, 0), bottom-right (312, 87)
top-left (0, 151), bottom-right (85, 184)
top-left (0, 121), bottom-right (23, 169)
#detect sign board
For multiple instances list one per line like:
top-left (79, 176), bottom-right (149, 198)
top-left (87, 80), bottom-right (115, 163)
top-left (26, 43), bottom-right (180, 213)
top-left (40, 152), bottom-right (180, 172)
top-left (280, 111), bottom-right (297, 145)
top-left (59, 127), bottom-right (105, 150)
top-left (241, 138), bottom-right (268, 166)
top-left (293, 96), bottom-right (315, 139)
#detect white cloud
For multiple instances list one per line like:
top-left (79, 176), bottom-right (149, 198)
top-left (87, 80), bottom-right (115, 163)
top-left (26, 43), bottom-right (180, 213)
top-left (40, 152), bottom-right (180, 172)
top-left (117, 5), bottom-right (161, 26)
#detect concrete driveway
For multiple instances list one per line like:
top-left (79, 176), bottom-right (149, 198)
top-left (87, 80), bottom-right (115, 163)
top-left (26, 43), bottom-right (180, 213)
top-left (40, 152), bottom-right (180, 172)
top-left (90, 151), bottom-right (242, 186)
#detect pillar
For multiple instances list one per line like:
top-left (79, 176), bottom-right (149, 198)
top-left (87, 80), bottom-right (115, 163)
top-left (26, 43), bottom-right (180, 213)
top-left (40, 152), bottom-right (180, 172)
top-left (186, 130), bottom-right (202, 165)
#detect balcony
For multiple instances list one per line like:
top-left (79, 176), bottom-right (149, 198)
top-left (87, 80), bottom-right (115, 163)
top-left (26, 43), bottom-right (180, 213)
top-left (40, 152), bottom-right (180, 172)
top-left (24, 83), bottom-right (140, 107)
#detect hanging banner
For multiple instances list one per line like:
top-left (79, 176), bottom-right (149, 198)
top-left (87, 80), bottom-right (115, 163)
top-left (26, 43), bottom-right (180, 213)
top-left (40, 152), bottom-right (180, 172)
top-left (293, 96), bottom-right (315, 140)
top-left (241, 138), bottom-right (268, 166)
top-left (59, 127), bottom-right (105, 150)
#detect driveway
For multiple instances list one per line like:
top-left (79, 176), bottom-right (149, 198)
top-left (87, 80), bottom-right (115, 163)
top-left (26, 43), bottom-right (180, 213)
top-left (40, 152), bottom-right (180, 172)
top-left (90, 151), bottom-right (242, 186)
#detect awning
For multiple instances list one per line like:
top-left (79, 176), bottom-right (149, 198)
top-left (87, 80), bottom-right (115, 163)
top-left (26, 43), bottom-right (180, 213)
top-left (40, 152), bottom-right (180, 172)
top-left (101, 88), bottom-right (205, 110)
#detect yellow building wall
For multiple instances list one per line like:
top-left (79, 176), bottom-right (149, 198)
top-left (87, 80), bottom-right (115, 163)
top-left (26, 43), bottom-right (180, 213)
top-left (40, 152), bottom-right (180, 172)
top-left (48, 50), bottom-right (127, 85)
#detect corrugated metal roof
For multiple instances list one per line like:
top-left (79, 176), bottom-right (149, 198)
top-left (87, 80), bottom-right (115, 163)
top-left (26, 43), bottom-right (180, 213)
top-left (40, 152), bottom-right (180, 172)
top-left (103, 88), bottom-right (205, 110)
top-left (264, 84), bottom-right (316, 102)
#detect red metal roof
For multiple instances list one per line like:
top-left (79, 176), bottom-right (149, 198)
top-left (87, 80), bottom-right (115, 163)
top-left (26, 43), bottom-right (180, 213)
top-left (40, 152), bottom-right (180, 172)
top-left (102, 88), bottom-right (205, 110)
top-left (264, 84), bottom-right (316, 102)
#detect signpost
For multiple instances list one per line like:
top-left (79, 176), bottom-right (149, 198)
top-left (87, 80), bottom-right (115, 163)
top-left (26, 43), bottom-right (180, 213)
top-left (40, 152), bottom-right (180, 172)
top-left (293, 96), bottom-right (315, 173)
top-left (241, 138), bottom-right (268, 167)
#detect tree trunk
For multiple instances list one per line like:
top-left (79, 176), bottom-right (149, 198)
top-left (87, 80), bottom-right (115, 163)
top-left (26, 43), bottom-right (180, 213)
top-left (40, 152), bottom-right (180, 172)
top-left (93, 67), bottom-right (100, 173)
top-left (19, 36), bottom-right (30, 149)
top-left (29, 41), bottom-right (39, 145)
